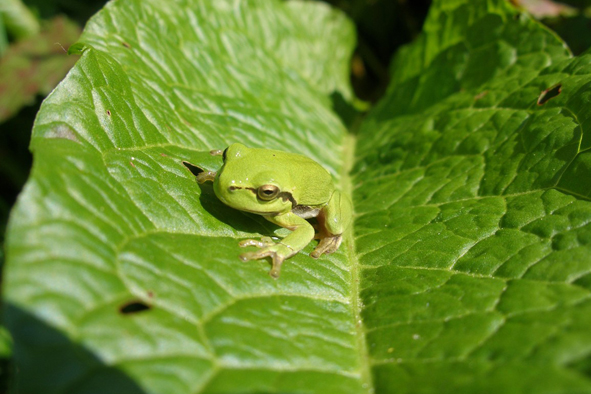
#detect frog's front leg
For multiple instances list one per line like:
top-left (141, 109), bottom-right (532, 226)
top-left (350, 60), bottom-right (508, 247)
top-left (239, 212), bottom-right (315, 279)
top-left (311, 190), bottom-right (352, 258)
top-left (196, 170), bottom-right (216, 183)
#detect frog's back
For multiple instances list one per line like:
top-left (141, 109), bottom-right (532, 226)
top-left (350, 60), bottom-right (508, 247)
top-left (252, 147), bottom-right (335, 206)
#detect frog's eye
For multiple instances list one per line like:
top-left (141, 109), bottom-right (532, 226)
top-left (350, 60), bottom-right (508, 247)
top-left (257, 185), bottom-right (280, 201)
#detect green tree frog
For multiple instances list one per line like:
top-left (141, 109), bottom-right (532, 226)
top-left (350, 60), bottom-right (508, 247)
top-left (197, 143), bottom-right (352, 279)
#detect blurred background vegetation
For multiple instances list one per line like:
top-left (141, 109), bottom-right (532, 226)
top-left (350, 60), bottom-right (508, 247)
top-left (0, 0), bottom-right (590, 390)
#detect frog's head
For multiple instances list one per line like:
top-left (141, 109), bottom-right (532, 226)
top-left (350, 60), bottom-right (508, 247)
top-left (213, 143), bottom-right (295, 215)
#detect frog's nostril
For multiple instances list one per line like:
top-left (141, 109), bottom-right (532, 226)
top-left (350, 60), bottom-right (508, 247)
top-left (229, 186), bottom-right (238, 191)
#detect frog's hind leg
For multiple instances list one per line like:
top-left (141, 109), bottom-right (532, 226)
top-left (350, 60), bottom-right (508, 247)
top-left (310, 190), bottom-right (352, 258)
top-left (311, 233), bottom-right (343, 258)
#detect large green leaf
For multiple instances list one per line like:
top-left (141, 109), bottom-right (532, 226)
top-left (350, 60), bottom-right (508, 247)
top-left (356, 1), bottom-right (591, 392)
top-left (4, 0), bottom-right (591, 393)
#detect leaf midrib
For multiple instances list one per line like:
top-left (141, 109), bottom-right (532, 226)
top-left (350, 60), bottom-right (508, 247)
top-left (341, 132), bottom-right (374, 393)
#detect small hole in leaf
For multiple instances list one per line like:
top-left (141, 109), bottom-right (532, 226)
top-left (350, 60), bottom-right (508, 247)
top-left (537, 84), bottom-right (562, 105)
top-left (119, 300), bottom-right (151, 315)
top-left (183, 161), bottom-right (204, 176)
top-left (474, 90), bottom-right (488, 101)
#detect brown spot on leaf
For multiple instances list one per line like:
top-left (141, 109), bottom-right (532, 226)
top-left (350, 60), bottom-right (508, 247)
top-left (122, 42), bottom-right (131, 49)
top-left (474, 90), bottom-right (488, 101)
top-left (106, 110), bottom-right (111, 116)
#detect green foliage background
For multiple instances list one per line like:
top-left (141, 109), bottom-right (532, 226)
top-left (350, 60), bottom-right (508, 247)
top-left (3, 0), bottom-right (591, 393)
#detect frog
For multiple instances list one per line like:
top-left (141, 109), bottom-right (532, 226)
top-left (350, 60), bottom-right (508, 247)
top-left (196, 143), bottom-right (352, 279)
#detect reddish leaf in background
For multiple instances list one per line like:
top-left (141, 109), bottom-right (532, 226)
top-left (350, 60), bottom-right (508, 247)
top-left (0, 17), bottom-right (80, 122)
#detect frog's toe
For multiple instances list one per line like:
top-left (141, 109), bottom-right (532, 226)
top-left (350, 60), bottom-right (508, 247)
top-left (239, 237), bottom-right (274, 248)
top-left (240, 246), bottom-right (273, 261)
top-left (239, 242), bottom-right (293, 279)
top-left (239, 251), bottom-right (258, 262)
top-left (239, 249), bottom-right (285, 279)
top-left (311, 234), bottom-right (343, 258)
top-left (269, 253), bottom-right (285, 279)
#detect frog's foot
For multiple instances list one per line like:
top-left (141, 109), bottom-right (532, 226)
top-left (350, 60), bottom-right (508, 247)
top-left (239, 238), bottom-right (294, 279)
top-left (196, 170), bottom-right (216, 184)
top-left (311, 234), bottom-right (342, 258)
top-left (238, 236), bottom-right (275, 248)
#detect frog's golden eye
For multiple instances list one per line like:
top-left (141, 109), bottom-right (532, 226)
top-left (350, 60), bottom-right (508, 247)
top-left (257, 185), bottom-right (279, 201)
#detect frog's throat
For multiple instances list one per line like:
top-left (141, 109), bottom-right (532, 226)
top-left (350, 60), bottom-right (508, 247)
top-left (292, 205), bottom-right (321, 219)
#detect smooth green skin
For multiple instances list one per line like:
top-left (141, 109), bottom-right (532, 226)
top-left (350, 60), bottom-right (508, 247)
top-left (197, 143), bottom-right (352, 279)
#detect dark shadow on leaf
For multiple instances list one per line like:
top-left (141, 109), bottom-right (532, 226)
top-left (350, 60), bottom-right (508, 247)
top-left (4, 303), bottom-right (147, 394)
top-left (180, 160), bottom-right (277, 235)
top-left (196, 177), bottom-right (279, 236)
top-left (566, 356), bottom-right (591, 380)
top-left (330, 91), bottom-right (364, 132)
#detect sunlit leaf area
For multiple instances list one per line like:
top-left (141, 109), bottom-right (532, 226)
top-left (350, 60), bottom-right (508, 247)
top-left (3, 0), bottom-right (591, 392)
